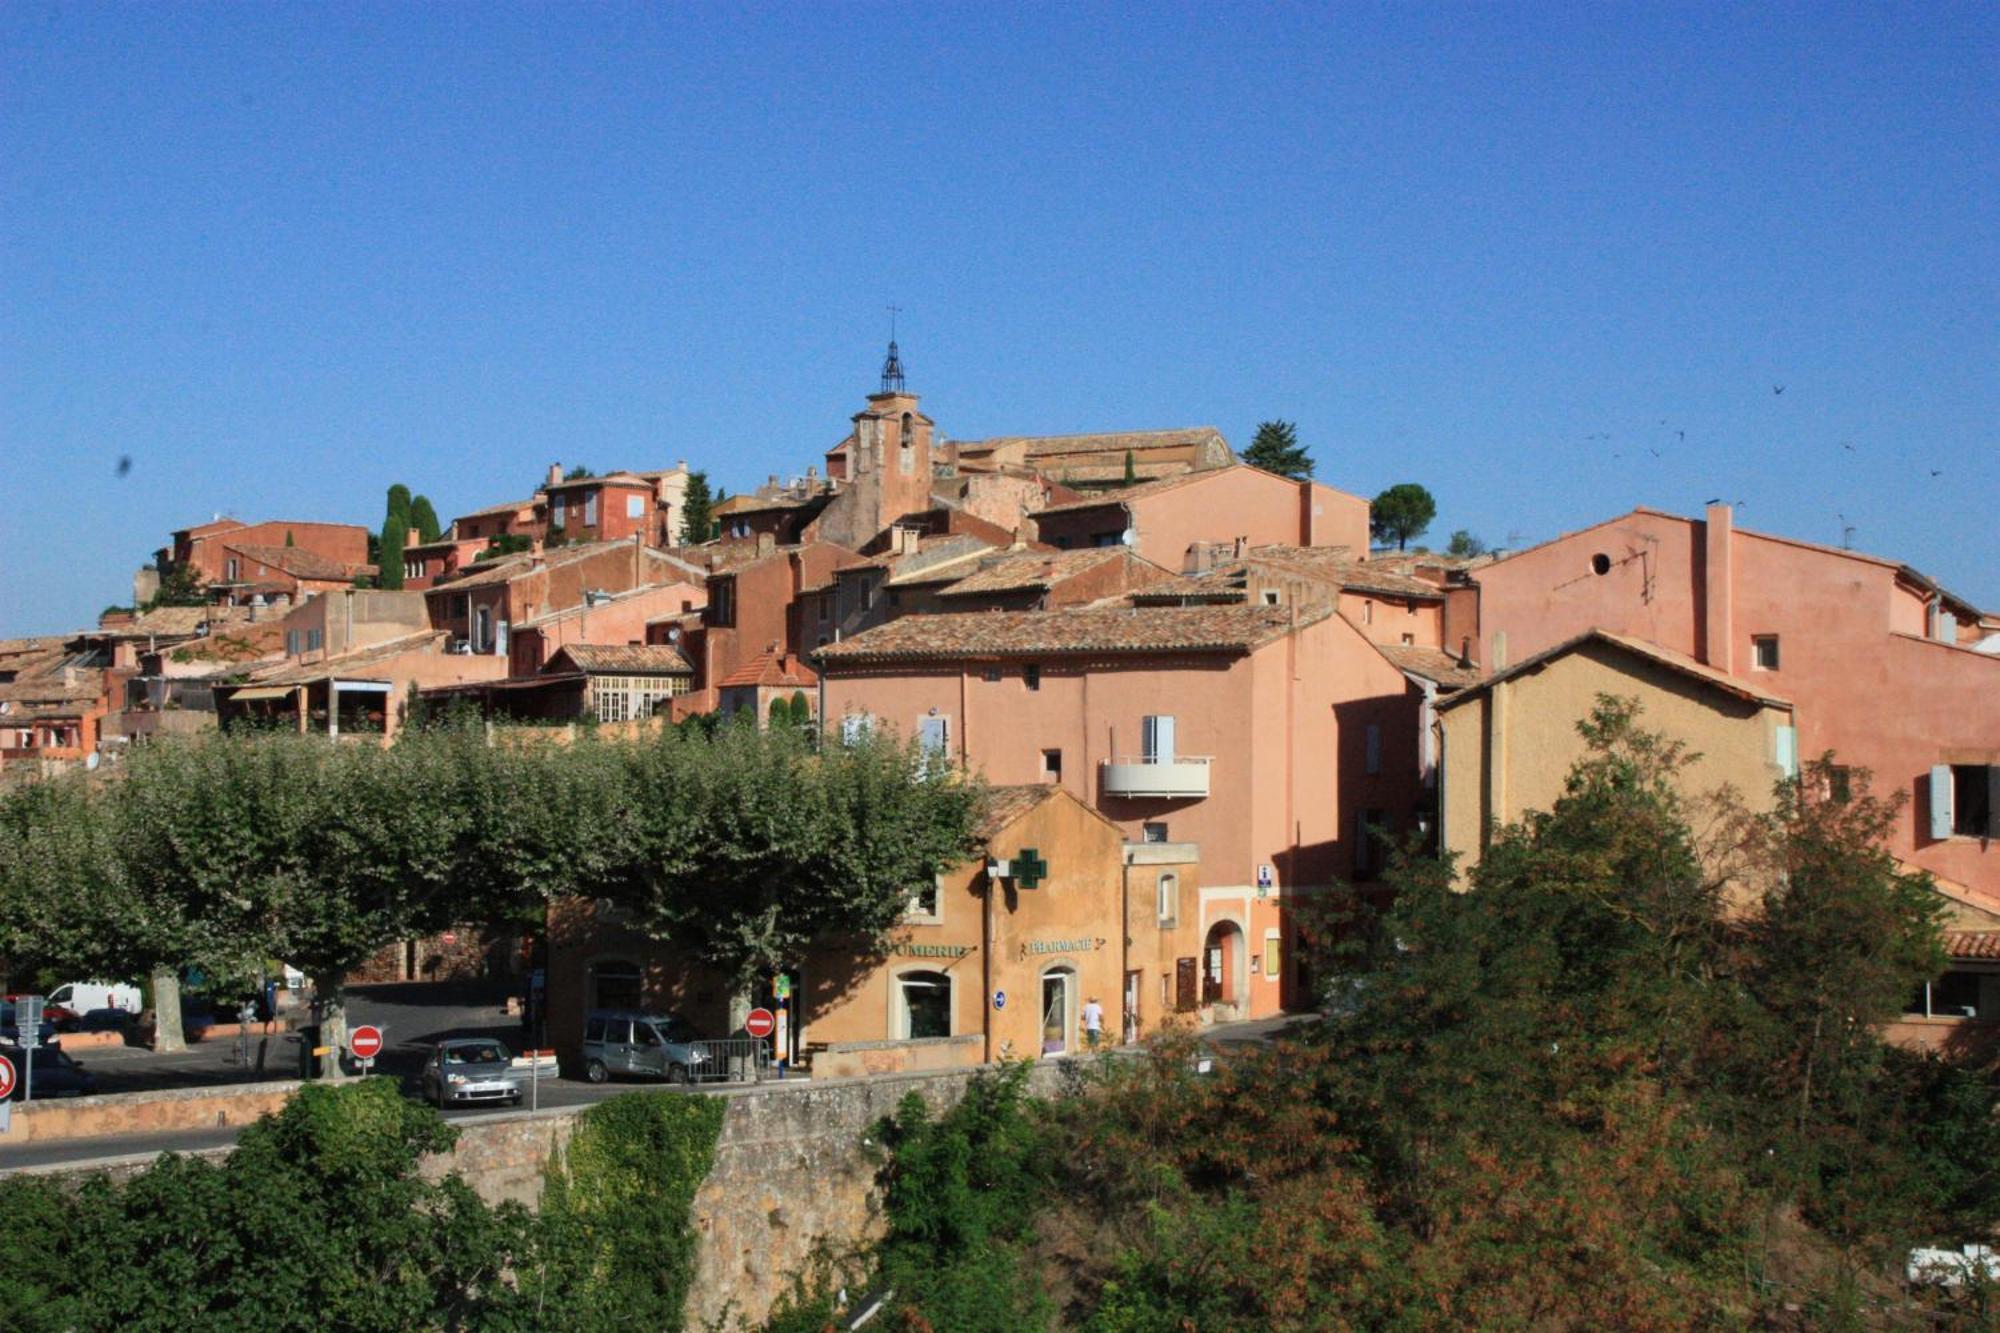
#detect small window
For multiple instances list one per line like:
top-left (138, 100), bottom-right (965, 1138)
top-left (1947, 765), bottom-right (1995, 838)
top-left (917, 714), bottom-right (951, 763)
top-left (1042, 749), bottom-right (1063, 782)
top-left (840, 714), bottom-right (875, 745)
top-left (583, 494), bottom-right (599, 526)
top-left (1400, 633), bottom-right (1415, 646)
top-left (1143, 822), bottom-right (1169, 844)
top-left (627, 494), bottom-right (645, 519)
top-left (590, 960), bottom-right (643, 1012)
top-left (225, 558), bottom-right (240, 581)
top-left (1024, 664), bottom-right (1041, 691)
top-left (1752, 635), bottom-right (1780, 671)
top-left (981, 665), bottom-right (1002, 683)
top-left (1825, 765), bottom-right (1853, 805)
top-left (1363, 600), bottom-right (1374, 623)
top-left (1590, 552), bottom-right (1612, 576)
top-left (907, 877), bottom-right (941, 920)
top-left (1156, 872), bottom-right (1178, 926)
top-left (817, 596), bottom-right (829, 624)
top-left (1261, 590), bottom-right (1280, 606)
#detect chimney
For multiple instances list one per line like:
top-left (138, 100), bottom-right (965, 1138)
top-left (529, 537), bottom-right (545, 559)
top-left (895, 527), bottom-right (920, 556)
top-left (406, 527), bottom-right (420, 548)
top-left (1233, 535), bottom-right (1248, 558)
top-left (1298, 478), bottom-right (1316, 546)
top-left (547, 462), bottom-right (562, 487)
top-left (1702, 502), bottom-right (1734, 671)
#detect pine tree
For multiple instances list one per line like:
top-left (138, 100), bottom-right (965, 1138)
top-left (1243, 420), bottom-right (1313, 479)
top-left (1370, 483), bottom-right (1437, 551)
top-left (284, 530), bottom-right (296, 547)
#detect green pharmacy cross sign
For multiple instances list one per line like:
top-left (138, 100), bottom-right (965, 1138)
top-left (1013, 848), bottom-right (1049, 889)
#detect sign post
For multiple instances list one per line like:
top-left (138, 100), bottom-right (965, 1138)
top-left (15, 995), bottom-right (42, 1103)
top-left (348, 1024), bottom-right (384, 1073)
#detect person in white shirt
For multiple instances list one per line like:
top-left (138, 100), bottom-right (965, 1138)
top-left (1081, 996), bottom-right (1105, 1049)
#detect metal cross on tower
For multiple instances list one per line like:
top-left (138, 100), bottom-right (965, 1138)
top-left (880, 305), bottom-right (907, 392)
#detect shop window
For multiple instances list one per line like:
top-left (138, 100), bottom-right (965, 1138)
top-left (898, 971), bottom-right (952, 1039)
top-left (1752, 635), bottom-right (1780, 671)
top-left (590, 959), bottom-right (643, 1012)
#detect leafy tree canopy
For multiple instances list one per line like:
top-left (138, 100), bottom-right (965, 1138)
top-left (1369, 481), bottom-right (1436, 550)
top-left (1446, 527), bottom-right (1487, 557)
top-left (680, 470), bottom-right (715, 545)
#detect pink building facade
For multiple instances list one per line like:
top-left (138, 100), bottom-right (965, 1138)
top-left (1461, 504), bottom-right (1997, 897)
top-left (816, 603), bottom-right (1429, 1021)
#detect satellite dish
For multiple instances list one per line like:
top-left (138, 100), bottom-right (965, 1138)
top-left (86, 752), bottom-right (101, 771)
top-left (1120, 529), bottom-right (1137, 547)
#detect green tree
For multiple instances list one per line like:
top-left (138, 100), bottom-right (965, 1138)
top-left (378, 484), bottom-right (413, 590)
top-left (1446, 528), bottom-right (1487, 558)
top-left (409, 494), bottom-right (442, 544)
top-left (564, 464), bottom-right (594, 480)
top-left (1369, 482), bottom-right (1436, 550)
top-left (604, 723), bottom-right (982, 1025)
top-left (1123, 449), bottom-right (1137, 484)
top-left (144, 563), bottom-right (207, 609)
top-left (284, 529), bottom-right (296, 547)
top-left (680, 471), bottom-right (715, 545)
top-left (1242, 419), bottom-right (1313, 479)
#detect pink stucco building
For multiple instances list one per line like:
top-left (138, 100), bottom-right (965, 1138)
top-left (815, 601), bottom-right (1429, 1022)
top-left (1454, 503), bottom-right (1997, 898)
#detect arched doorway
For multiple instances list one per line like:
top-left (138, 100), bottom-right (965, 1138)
top-left (1039, 965), bottom-right (1077, 1056)
top-left (1202, 921), bottom-right (1245, 1018)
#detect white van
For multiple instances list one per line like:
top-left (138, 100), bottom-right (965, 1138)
top-left (47, 981), bottom-right (142, 1015)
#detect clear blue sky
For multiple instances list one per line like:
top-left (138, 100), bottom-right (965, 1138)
top-left (3, 4), bottom-right (1994, 636)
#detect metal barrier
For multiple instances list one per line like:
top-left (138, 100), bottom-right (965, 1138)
top-left (687, 1037), bottom-right (772, 1084)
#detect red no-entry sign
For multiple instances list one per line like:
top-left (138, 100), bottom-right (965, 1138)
top-left (0, 1053), bottom-right (15, 1100)
top-left (349, 1025), bottom-right (384, 1061)
top-left (744, 1009), bottom-right (776, 1040)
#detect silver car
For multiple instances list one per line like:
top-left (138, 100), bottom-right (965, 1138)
top-left (580, 1010), bottom-right (710, 1085)
top-left (420, 1037), bottom-right (525, 1108)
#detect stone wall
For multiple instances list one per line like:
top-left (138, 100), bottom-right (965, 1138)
top-left (7, 1062), bottom-right (1062, 1328)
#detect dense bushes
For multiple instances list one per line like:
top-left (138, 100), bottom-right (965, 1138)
top-left (864, 699), bottom-right (2000, 1329)
top-left (0, 1081), bottom-right (728, 1332)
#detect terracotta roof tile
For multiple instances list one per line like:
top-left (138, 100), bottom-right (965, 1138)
top-left (936, 547), bottom-right (1128, 598)
top-left (1435, 628), bottom-right (1795, 713)
top-left (220, 542), bottom-right (369, 582)
top-left (1374, 643), bottom-right (1482, 691)
top-left (974, 784), bottom-right (1061, 838)
top-left (954, 427), bottom-right (1229, 461)
top-left (550, 644), bottom-right (694, 674)
top-left (1030, 469), bottom-right (1223, 516)
top-left (1945, 932), bottom-right (2000, 960)
top-left (246, 631), bottom-right (449, 685)
top-left (451, 497), bottom-right (539, 522)
top-left (717, 644), bottom-right (818, 689)
top-left (816, 603), bottom-right (1328, 665)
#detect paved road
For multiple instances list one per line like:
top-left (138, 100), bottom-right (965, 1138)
top-left (0, 987), bottom-right (1316, 1175)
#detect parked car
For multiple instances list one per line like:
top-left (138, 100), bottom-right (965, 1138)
top-left (580, 1010), bottom-right (709, 1084)
top-left (0, 999), bottom-right (58, 1049)
top-left (0, 1043), bottom-right (96, 1099)
top-left (45, 981), bottom-right (141, 1017)
top-left (419, 1038), bottom-right (525, 1109)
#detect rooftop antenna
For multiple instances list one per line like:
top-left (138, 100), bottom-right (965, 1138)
top-left (1837, 513), bottom-right (1856, 550)
top-left (880, 305), bottom-right (907, 393)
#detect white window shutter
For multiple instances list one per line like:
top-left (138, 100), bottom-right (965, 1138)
top-left (1775, 725), bottom-right (1797, 778)
top-left (1930, 765), bottom-right (1955, 840)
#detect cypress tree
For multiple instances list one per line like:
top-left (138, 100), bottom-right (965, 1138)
top-left (410, 495), bottom-right (443, 544)
top-left (378, 484), bottom-right (413, 590)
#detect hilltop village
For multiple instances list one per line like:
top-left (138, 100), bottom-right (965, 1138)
top-left (4, 343), bottom-right (1997, 1068)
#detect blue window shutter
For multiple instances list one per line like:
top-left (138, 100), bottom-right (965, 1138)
top-left (1930, 765), bottom-right (1954, 840)
top-left (1775, 726), bottom-right (1797, 778)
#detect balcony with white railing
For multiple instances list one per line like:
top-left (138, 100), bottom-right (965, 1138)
top-left (1101, 754), bottom-right (1211, 799)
